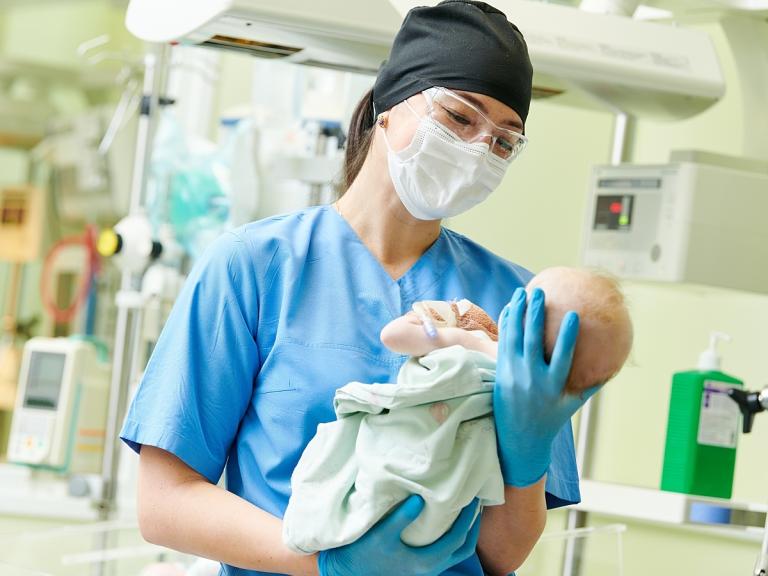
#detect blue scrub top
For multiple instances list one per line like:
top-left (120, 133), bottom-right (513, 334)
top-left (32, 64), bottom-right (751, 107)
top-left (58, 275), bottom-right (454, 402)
top-left (121, 205), bottom-right (580, 576)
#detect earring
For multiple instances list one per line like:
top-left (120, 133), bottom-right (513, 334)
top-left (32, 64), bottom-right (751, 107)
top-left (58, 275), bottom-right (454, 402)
top-left (377, 115), bottom-right (386, 128)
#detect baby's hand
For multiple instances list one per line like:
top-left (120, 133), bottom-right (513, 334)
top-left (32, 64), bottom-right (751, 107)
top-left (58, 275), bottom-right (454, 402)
top-left (380, 302), bottom-right (498, 359)
top-left (380, 313), bottom-right (443, 356)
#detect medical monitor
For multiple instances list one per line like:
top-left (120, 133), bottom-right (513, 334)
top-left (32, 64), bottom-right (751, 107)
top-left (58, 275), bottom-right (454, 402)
top-left (582, 158), bottom-right (768, 293)
top-left (22, 351), bottom-right (66, 410)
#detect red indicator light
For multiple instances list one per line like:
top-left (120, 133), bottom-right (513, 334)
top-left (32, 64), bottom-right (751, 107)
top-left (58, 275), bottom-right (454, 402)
top-left (609, 202), bottom-right (622, 214)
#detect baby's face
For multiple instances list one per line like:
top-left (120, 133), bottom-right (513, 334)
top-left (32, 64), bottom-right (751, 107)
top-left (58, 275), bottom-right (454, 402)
top-left (527, 267), bottom-right (633, 394)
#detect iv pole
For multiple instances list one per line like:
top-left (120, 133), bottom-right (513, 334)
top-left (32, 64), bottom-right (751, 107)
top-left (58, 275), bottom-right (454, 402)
top-left (98, 44), bottom-right (168, 520)
top-left (92, 44), bottom-right (171, 553)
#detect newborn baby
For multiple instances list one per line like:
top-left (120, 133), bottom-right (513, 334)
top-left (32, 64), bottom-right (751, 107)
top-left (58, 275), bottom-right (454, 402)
top-left (283, 267), bottom-right (632, 554)
top-left (381, 266), bottom-right (633, 395)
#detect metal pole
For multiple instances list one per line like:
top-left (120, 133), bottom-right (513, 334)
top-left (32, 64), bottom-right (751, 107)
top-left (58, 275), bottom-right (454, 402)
top-left (561, 111), bottom-right (633, 576)
top-left (128, 53), bottom-right (158, 217)
top-left (92, 43), bottom-right (169, 576)
top-left (124, 46), bottom-right (171, 395)
top-left (610, 113), bottom-right (631, 167)
top-left (98, 47), bottom-right (160, 520)
top-left (98, 282), bottom-right (141, 513)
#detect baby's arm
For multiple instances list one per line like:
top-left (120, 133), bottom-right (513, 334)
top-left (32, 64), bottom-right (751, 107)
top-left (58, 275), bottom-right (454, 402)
top-left (380, 312), bottom-right (497, 358)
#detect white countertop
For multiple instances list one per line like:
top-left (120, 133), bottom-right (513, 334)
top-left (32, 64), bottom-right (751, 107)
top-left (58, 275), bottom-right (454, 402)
top-left (574, 480), bottom-right (768, 542)
top-left (0, 463), bottom-right (135, 522)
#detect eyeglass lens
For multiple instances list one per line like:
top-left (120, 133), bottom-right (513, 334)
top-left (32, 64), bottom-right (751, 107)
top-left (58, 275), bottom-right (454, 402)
top-left (430, 90), bottom-right (525, 161)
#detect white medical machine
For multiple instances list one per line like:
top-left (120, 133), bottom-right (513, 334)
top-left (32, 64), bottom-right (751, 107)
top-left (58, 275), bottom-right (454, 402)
top-left (581, 154), bottom-right (768, 293)
top-left (8, 338), bottom-right (110, 474)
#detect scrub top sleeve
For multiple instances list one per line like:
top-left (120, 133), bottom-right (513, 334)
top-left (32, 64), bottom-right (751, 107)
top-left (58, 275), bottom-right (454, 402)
top-left (120, 231), bottom-right (261, 484)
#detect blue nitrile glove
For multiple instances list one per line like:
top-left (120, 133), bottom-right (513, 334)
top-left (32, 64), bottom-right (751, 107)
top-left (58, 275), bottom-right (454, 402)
top-left (494, 287), bottom-right (601, 487)
top-left (317, 495), bottom-right (481, 576)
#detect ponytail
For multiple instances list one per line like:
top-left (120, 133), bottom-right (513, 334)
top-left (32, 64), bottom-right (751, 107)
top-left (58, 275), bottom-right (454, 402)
top-left (340, 88), bottom-right (376, 194)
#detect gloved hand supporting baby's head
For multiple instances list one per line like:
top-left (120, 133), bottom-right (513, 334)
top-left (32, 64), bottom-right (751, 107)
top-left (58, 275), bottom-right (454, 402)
top-left (527, 267), bottom-right (633, 395)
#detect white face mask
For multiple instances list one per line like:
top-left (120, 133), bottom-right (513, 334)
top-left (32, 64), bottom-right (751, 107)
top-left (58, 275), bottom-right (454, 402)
top-left (383, 96), bottom-right (509, 221)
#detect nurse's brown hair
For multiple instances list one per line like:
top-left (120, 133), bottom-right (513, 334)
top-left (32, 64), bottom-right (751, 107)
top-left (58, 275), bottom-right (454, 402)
top-left (340, 88), bottom-right (375, 194)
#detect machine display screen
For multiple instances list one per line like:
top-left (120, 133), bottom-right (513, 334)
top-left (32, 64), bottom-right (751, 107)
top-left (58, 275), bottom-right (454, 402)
top-left (593, 194), bottom-right (634, 231)
top-left (23, 351), bottom-right (66, 410)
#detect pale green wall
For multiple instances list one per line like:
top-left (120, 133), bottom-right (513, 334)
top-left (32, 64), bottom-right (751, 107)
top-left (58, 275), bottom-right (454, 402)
top-left (1, 0), bottom-right (140, 68)
top-left (452, 15), bottom-right (768, 576)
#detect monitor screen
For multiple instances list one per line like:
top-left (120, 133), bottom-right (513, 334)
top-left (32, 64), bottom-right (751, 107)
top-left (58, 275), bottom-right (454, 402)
top-left (593, 194), bottom-right (634, 231)
top-left (23, 351), bottom-right (66, 410)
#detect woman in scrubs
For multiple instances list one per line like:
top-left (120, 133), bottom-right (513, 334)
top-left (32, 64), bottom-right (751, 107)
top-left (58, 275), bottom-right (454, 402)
top-left (122, 1), bottom-right (596, 575)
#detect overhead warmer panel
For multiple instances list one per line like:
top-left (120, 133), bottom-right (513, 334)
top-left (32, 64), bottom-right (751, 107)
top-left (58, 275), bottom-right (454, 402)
top-left (389, 0), bottom-right (726, 119)
top-left (125, 0), bottom-right (400, 76)
top-left (507, 0), bottom-right (725, 118)
top-left (125, 0), bottom-right (725, 120)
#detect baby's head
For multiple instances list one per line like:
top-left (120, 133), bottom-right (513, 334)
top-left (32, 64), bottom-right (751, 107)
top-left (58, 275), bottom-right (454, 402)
top-left (527, 267), bottom-right (633, 395)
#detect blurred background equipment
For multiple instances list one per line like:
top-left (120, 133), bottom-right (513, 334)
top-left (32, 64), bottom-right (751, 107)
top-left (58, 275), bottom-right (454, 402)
top-left (0, 185), bottom-right (45, 263)
top-left (39, 224), bottom-right (101, 336)
top-left (0, 185), bottom-right (45, 444)
top-left (32, 106), bottom-right (136, 224)
top-left (7, 337), bottom-right (110, 474)
top-left (124, 0), bottom-right (397, 75)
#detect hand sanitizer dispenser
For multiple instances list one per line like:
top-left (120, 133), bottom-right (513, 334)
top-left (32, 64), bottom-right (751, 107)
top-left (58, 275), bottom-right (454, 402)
top-left (661, 332), bottom-right (743, 498)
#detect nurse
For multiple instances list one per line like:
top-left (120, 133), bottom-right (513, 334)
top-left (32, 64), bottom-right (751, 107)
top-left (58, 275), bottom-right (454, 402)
top-left (122, 1), bottom-right (595, 575)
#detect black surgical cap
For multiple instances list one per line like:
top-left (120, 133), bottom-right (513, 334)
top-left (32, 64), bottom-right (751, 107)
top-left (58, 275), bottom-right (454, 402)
top-left (373, 0), bottom-right (533, 124)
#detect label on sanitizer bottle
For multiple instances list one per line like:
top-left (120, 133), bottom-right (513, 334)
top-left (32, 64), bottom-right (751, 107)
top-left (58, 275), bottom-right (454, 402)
top-left (697, 381), bottom-right (740, 449)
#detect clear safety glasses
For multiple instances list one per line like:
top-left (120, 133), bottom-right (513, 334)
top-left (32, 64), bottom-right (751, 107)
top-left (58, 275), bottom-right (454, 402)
top-left (423, 87), bottom-right (528, 162)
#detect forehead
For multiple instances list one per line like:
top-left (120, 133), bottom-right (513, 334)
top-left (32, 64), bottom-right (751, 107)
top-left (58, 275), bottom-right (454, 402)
top-left (451, 89), bottom-right (524, 131)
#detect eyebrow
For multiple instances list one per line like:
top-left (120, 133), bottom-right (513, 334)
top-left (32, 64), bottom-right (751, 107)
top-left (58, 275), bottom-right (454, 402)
top-left (455, 90), bottom-right (524, 132)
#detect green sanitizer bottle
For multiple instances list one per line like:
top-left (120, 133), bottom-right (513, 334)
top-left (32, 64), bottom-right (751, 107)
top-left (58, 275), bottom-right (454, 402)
top-left (661, 332), bottom-right (743, 499)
